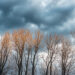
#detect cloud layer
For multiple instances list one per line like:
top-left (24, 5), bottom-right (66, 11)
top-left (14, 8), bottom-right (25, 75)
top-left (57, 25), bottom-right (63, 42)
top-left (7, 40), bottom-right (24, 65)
top-left (0, 0), bottom-right (75, 34)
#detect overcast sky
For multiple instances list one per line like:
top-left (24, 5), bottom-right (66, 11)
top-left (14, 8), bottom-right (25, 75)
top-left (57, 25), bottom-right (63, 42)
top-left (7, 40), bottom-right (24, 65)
top-left (0, 0), bottom-right (75, 35)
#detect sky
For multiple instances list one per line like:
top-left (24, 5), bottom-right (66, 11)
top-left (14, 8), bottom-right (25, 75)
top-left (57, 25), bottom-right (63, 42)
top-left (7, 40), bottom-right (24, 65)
top-left (0, 0), bottom-right (75, 35)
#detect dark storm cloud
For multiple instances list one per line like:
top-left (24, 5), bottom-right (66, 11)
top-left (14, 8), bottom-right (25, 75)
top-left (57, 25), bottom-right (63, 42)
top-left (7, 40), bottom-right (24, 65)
top-left (0, 0), bottom-right (20, 15)
top-left (24, 6), bottom-right (73, 27)
top-left (0, 0), bottom-right (26, 30)
top-left (0, 0), bottom-right (75, 34)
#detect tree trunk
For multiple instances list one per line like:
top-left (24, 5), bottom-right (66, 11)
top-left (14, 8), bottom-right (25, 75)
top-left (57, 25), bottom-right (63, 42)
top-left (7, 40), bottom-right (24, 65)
top-left (45, 60), bottom-right (51, 75)
top-left (0, 69), bottom-right (3, 75)
top-left (50, 52), bottom-right (53, 75)
top-left (62, 64), bottom-right (66, 75)
top-left (25, 53), bottom-right (30, 75)
top-left (45, 66), bottom-right (49, 75)
top-left (32, 53), bottom-right (36, 75)
top-left (50, 63), bottom-right (52, 75)
top-left (18, 62), bottom-right (22, 75)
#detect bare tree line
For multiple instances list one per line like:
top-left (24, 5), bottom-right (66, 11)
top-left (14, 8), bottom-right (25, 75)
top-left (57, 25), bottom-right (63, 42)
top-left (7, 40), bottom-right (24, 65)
top-left (0, 29), bottom-right (75, 75)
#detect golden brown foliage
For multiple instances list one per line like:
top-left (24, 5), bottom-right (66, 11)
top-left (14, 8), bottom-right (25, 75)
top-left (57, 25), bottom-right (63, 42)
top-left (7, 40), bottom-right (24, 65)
top-left (0, 32), bottom-right (10, 75)
top-left (33, 31), bottom-right (43, 52)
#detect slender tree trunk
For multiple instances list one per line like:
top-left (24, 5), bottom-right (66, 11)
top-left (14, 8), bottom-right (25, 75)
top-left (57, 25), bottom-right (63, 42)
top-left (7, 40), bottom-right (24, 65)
top-left (61, 52), bottom-right (66, 75)
top-left (25, 53), bottom-right (30, 75)
top-left (18, 66), bottom-right (22, 75)
top-left (32, 53), bottom-right (36, 75)
top-left (18, 61), bottom-right (22, 75)
top-left (45, 60), bottom-right (51, 75)
top-left (50, 62), bottom-right (52, 75)
top-left (50, 52), bottom-right (53, 75)
top-left (62, 69), bottom-right (65, 75)
top-left (45, 66), bottom-right (49, 75)
top-left (18, 68), bottom-right (21, 75)
top-left (62, 63), bottom-right (66, 75)
top-left (0, 69), bottom-right (3, 75)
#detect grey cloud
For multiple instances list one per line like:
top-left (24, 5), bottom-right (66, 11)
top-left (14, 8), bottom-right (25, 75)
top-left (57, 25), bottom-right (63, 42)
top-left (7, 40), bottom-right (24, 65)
top-left (0, 0), bottom-right (20, 15)
top-left (12, 3), bottom-right (74, 28)
top-left (0, 0), bottom-right (26, 30)
top-left (0, 0), bottom-right (75, 34)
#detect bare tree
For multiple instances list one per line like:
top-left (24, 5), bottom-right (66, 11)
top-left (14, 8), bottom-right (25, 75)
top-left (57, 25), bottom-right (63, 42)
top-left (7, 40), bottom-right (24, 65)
top-left (45, 34), bottom-right (59, 75)
top-left (60, 37), bottom-right (74, 75)
top-left (25, 31), bottom-right (33, 75)
top-left (31, 31), bottom-right (43, 75)
top-left (0, 32), bottom-right (10, 75)
top-left (12, 29), bottom-right (27, 75)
